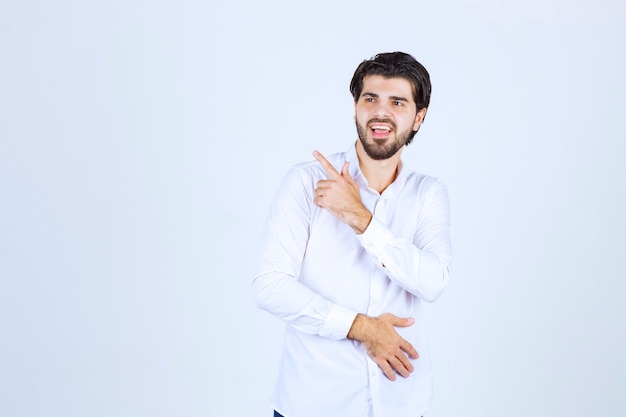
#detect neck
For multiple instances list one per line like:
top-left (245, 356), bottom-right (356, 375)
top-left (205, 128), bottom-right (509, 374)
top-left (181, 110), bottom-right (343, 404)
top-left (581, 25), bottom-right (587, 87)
top-left (355, 140), bottom-right (402, 194)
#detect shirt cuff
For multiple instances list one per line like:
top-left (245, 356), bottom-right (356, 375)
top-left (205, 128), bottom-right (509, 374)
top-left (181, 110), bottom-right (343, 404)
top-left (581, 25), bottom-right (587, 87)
top-left (356, 216), bottom-right (394, 259)
top-left (319, 303), bottom-right (359, 340)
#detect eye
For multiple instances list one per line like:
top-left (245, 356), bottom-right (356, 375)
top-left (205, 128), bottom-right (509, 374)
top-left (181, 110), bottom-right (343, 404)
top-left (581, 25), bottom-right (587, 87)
top-left (393, 101), bottom-right (403, 107)
top-left (365, 97), bottom-right (375, 103)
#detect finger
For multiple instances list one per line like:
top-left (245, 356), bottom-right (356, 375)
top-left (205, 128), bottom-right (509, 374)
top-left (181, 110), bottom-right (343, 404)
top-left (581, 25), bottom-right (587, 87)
top-left (392, 316), bottom-right (415, 328)
top-left (315, 179), bottom-right (333, 189)
top-left (340, 162), bottom-right (352, 179)
top-left (389, 356), bottom-right (411, 378)
top-left (313, 186), bottom-right (329, 204)
top-left (313, 188), bottom-right (325, 206)
top-left (396, 351), bottom-right (415, 374)
top-left (400, 340), bottom-right (419, 359)
top-left (313, 150), bottom-right (340, 178)
top-left (376, 360), bottom-right (397, 382)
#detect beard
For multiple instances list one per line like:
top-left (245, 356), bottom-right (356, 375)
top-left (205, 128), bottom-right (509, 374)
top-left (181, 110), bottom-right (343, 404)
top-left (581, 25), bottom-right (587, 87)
top-left (355, 117), bottom-right (417, 160)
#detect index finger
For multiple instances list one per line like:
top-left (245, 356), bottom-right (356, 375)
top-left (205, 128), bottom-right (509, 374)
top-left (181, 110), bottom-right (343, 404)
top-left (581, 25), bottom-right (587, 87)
top-left (313, 150), bottom-right (340, 178)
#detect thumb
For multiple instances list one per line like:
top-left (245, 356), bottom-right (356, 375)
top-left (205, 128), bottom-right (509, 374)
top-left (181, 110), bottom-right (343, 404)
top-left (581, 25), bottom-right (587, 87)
top-left (341, 162), bottom-right (353, 180)
top-left (394, 316), bottom-right (415, 327)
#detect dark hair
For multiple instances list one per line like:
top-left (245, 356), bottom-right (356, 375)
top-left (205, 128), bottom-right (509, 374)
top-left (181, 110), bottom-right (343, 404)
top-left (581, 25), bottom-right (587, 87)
top-left (349, 51), bottom-right (431, 112)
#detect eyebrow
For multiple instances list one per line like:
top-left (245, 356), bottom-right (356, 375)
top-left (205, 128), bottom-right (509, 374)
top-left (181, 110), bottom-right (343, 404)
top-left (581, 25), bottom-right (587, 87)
top-left (362, 92), bottom-right (410, 102)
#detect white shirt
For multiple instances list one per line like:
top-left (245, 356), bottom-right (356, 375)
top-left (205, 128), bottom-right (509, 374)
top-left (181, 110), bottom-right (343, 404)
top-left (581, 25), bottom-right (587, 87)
top-left (253, 144), bottom-right (452, 417)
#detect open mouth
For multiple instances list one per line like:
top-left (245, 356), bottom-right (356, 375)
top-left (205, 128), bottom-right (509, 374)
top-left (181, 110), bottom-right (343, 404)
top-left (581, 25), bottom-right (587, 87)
top-left (369, 123), bottom-right (393, 139)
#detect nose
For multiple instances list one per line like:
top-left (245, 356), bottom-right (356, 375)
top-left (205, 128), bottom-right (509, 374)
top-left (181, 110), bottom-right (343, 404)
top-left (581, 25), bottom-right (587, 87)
top-left (372, 101), bottom-right (391, 118)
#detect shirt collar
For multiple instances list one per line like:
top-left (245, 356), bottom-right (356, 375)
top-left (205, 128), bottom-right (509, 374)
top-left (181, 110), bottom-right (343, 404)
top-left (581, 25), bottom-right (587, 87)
top-left (346, 142), bottom-right (409, 197)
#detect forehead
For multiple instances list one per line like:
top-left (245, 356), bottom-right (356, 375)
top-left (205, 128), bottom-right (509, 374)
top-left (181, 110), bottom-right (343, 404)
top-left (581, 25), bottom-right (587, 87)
top-left (361, 75), bottom-right (414, 101)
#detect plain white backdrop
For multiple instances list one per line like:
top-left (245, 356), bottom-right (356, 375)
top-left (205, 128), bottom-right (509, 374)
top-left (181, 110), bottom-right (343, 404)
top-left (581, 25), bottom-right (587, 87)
top-left (1, 1), bottom-right (625, 416)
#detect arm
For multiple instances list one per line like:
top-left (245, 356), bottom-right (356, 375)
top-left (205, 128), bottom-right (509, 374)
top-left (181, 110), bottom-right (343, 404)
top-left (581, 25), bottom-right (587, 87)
top-left (357, 179), bottom-right (452, 302)
top-left (312, 150), bottom-right (453, 303)
top-left (252, 165), bottom-right (358, 340)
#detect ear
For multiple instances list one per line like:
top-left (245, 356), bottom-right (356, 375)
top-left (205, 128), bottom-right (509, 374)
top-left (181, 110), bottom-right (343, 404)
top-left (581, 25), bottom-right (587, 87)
top-left (413, 108), bottom-right (427, 131)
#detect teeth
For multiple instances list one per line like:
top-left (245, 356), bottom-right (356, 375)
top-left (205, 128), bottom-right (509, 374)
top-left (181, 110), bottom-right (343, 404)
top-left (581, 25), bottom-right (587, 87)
top-left (371, 125), bottom-right (391, 131)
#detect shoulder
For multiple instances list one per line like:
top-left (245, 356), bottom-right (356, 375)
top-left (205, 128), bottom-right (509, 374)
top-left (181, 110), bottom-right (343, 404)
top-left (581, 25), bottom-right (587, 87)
top-left (286, 151), bottom-right (347, 181)
top-left (274, 150), bottom-right (347, 198)
top-left (401, 170), bottom-right (450, 211)
top-left (404, 169), bottom-right (448, 193)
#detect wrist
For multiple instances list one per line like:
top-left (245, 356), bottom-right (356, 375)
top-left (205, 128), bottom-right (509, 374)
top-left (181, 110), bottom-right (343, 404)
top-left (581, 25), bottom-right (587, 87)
top-left (347, 313), bottom-right (370, 342)
top-left (350, 210), bottom-right (372, 235)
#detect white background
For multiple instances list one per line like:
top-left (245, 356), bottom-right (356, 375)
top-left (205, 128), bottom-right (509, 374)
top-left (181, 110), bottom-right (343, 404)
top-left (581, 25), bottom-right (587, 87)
top-left (1, 1), bottom-right (625, 416)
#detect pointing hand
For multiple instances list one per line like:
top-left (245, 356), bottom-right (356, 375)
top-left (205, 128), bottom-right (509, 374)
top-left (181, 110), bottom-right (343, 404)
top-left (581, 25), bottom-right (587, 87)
top-left (312, 150), bottom-right (372, 234)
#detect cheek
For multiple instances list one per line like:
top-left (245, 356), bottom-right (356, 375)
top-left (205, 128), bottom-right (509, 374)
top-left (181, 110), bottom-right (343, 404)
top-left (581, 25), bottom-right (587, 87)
top-left (395, 115), bottom-right (413, 130)
top-left (355, 111), bottom-right (367, 125)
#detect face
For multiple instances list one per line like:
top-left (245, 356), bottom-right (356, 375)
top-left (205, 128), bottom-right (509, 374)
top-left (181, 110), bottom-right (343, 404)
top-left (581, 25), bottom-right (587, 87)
top-left (355, 75), bottom-right (425, 160)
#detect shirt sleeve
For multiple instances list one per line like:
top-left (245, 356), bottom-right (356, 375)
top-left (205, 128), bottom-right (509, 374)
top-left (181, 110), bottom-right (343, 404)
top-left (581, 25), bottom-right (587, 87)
top-left (356, 178), bottom-right (453, 303)
top-left (252, 165), bottom-right (358, 340)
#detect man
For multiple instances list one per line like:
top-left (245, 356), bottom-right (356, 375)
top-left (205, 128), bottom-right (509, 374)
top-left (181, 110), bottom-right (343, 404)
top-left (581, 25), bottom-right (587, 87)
top-left (253, 52), bottom-right (452, 417)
